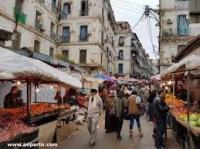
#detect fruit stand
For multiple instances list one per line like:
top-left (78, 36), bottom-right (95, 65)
top-left (162, 54), bottom-right (200, 149)
top-left (165, 94), bottom-right (200, 148)
top-left (0, 47), bottom-right (82, 148)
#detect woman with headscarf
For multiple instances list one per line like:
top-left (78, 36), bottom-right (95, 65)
top-left (105, 90), bottom-right (117, 133)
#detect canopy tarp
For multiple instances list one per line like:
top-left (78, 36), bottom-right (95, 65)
top-left (162, 54), bottom-right (200, 77)
top-left (95, 73), bottom-right (114, 82)
top-left (0, 47), bottom-right (82, 88)
top-left (84, 76), bottom-right (104, 84)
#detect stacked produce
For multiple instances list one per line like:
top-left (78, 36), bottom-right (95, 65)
top-left (0, 103), bottom-right (71, 143)
top-left (0, 103), bottom-right (71, 119)
top-left (0, 113), bottom-right (36, 143)
top-left (165, 94), bottom-right (200, 128)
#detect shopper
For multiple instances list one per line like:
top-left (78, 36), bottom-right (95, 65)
top-left (114, 85), bottom-right (126, 140)
top-left (148, 90), bottom-right (157, 121)
top-left (152, 90), bottom-right (163, 138)
top-left (87, 89), bottom-right (103, 146)
top-left (105, 90), bottom-right (117, 133)
top-left (128, 90), bottom-right (143, 138)
top-left (155, 93), bottom-right (169, 149)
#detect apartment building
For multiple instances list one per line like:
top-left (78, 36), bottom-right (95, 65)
top-left (115, 21), bottom-right (150, 78)
top-left (159, 0), bottom-right (200, 73)
top-left (58, 0), bottom-right (116, 74)
top-left (0, 0), bottom-right (58, 56)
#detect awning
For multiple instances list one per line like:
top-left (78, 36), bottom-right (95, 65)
top-left (0, 47), bottom-right (82, 88)
top-left (84, 76), bottom-right (104, 84)
top-left (162, 54), bottom-right (200, 77)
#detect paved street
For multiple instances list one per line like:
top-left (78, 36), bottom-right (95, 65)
top-left (60, 116), bottom-right (181, 149)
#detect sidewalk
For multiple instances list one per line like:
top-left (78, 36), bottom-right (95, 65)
top-left (60, 116), bottom-right (181, 149)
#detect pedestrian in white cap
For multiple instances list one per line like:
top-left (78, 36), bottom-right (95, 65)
top-left (87, 89), bottom-right (103, 146)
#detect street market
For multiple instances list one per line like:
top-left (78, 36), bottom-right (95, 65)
top-left (1, 0), bottom-right (200, 149)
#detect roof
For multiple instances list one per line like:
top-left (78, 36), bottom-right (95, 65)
top-left (0, 47), bottom-right (82, 88)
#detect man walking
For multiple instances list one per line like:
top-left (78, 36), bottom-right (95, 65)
top-left (128, 90), bottom-right (143, 138)
top-left (115, 85), bottom-right (126, 140)
top-left (155, 93), bottom-right (169, 149)
top-left (87, 89), bottom-right (103, 146)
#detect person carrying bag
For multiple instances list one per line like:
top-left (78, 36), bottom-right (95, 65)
top-left (128, 90), bottom-right (143, 138)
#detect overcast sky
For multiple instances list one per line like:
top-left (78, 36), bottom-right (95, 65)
top-left (110, 0), bottom-right (159, 59)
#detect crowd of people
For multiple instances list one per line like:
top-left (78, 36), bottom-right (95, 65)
top-left (3, 82), bottom-right (169, 149)
top-left (86, 82), bottom-right (170, 149)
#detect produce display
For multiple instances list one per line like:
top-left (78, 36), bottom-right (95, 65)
top-left (0, 103), bottom-right (71, 119)
top-left (166, 94), bottom-right (200, 130)
top-left (0, 103), bottom-right (71, 143)
top-left (0, 113), bottom-right (36, 143)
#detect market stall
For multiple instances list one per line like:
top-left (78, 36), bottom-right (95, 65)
top-left (0, 47), bottom-right (82, 148)
top-left (162, 54), bottom-right (200, 149)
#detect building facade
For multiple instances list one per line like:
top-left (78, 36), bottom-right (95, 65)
top-left (0, 0), bottom-right (58, 56)
top-left (159, 0), bottom-right (200, 73)
top-left (115, 21), bottom-right (150, 79)
top-left (58, 0), bottom-right (116, 74)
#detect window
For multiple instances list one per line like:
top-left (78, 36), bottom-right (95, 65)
top-left (118, 50), bottom-right (123, 60)
top-left (101, 31), bottom-right (104, 46)
top-left (80, 25), bottom-right (88, 41)
top-left (80, 0), bottom-right (88, 16)
top-left (49, 47), bottom-right (54, 57)
top-left (35, 11), bottom-right (45, 32)
top-left (177, 15), bottom-right (189, 36)
top-left (118, 63), bottom-right (123, 74)
top-left (118, 36), bottom-right (124, 46)
top-left (15, 0), bottom-right (24, 10)
top-left (102, 8), bottom-right (104, 24)
top-left (62, 26), bottom-right (70, 42)
top-left (189, 0), bottom-right (200, 14)
top-left (131, 38), bottom-right (135, 47)
top-left (79, 50), bottom-right (87, 64)
top-left (190, 15), bottom-right (200, 23)
top-left (12, 32), bottom-right (21, 49)
top-left (52, 0), bottom-right (57, 13)
top-left (62, 3), bottom-right (71, 19)
top-left (177, 45), bottom-right (186, 54)
top-left (50, 22), bottom-right (55, 36)
top-left (34, 40), bottom-right (40, 52)
top-left (62, 50), bottom-right (69, 62)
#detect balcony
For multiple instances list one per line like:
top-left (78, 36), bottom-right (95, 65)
top-left (79, 35), bottom-right (88, 42)
top-left (14, 7), bottom-right (27, 24)
top-left (161, 28), bottom-right (191, 40)
top-left (35, 21), bottom-right (45, 32)
top-left (50, 32), bottom-right (57, 41)
top-left (60, 36), bottom-right (70, 43)
top-left (60, 10), bottom-right (68, 20)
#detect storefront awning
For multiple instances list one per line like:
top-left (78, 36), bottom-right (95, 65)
top-left (0, 47), bottom-right (82, 88)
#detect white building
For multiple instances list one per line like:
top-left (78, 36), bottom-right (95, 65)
top-left (58, 0), bottom-right (116, 74)
top-left (115, 21), bottom-right (150, 78)
top-left (159, 0), bottom-right (200, 73)
top-left (0, 0), bottom-right (58, 56)
top-left (115, 22), bottom-right (134, 75)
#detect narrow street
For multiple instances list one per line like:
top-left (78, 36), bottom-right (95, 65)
top-left (60, 116), bottom-right (181, 149)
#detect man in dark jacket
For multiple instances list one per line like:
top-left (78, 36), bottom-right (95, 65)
top-left (4, 86), bottom-right (24, 108)
top-left (155, 93), bottom-right (169, 149)
top-left (152, 90), bottom-right (162, 138)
